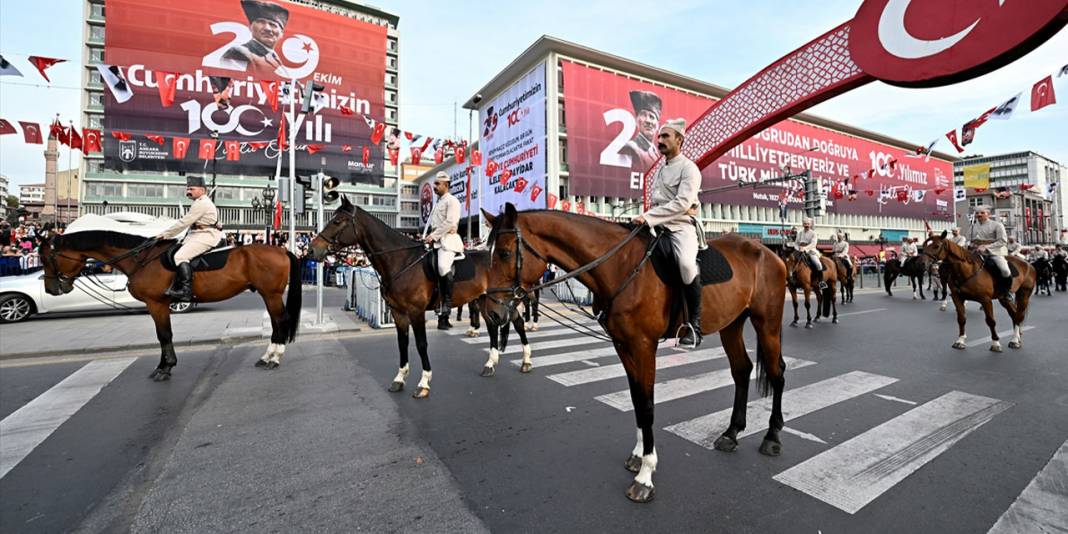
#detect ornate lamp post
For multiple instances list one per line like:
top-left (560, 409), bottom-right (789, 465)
top-left (250, 184), bottom-right (275, 245)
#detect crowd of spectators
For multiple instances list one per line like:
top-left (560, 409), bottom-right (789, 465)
top-left (1, 220), bottom-right (53, 276)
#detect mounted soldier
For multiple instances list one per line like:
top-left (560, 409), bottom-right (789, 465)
top-left (633, 118), bottom-right (703, 348)
top-left (832, 231), bottom-right (851, 279)
top-left (899, 236), bottom-right (919, 267)
top-left (948, 227), bottom-right (968, 247)
top-left (792, 217), bottom-right (824, 289)
top-left (424, 171), bottom-right (463, 330)
top-left (155, 175), bottom-right (222, 302)
top-left (1006, 236), bottom-right (1023, 258)
top-left (968, 204), bottom-right (1014, 302)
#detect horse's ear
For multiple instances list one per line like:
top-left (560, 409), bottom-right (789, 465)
top-left (340, 194), bottom-right (352, 208)
top-left (481, 208), bottom-right (496, 225)
top-left (940, 230), bottom-right (947, 239)
top-left (503, 203), bottom-right (518, 227)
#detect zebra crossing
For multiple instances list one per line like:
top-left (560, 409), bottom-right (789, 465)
top-left (452, 317), bottom-right (1068, 525)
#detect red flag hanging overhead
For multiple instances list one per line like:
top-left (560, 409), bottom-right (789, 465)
top-left (471, 149), bottom-right (482, 166)
top-left (156, 72), bottom-right (179, 107)
top-left (273, 200), bottom-right (282, 230)
top-left (277, 116), bottom-right (288, 150)
top-left (388, 147), bottom-right (399, 165)
top-left (1019, 183), bottom-right (1035, 190)
top-left (259, 80), bottom-right (279, 112)
top-left (0, 119), bottom-right (16, 136)
top-left (485, 160), bottom-right (499, 177)
top-left (18, 121), bottom-right (42, 144)
top-left (455, 144), bottom-right (466, 164)
top-left (896, 190), bottom-right (908, 202)
top-left (341, 144), bottom-right (353, 153)
top-left (434, 148), bottom-right (444, 165)
top-left (306, 144), bottom-right (323, 155)
top-left (50, 119), bottom-right (68, 145)
top-left (514, 177), bottom-right (529, 194)
top-left (198, 139), bottom-right (217, 160)
top-left (69, 127), bottom-right (82, 150)
top-left (499, 168), bottom-right (512, 185)
top-left (409, 146), bottom-right (422, 163)
top-left (934, 187), bottom-right (947, 195)
top-left (111, 130), bottom-right (132, 141)
top-left (27, 56), bottom-right (65, 82)
top-left (1030, 75), bottom-right (1057, 111)
top-left (529, 184), bottom-right (544, 203)
top-left (172, 137), bottom-right (190, 159)
top-left (339, 105), bottom-right (354, 116)
top-left (225, 140), bottom-right (241, 161)
top-left (370, 122), bottom-right (386, 145)
top-left (945, 129), bottom-right (964, 153)
top-left (547, 193), bottom-right (558, 210)
top-left (248, 141), bottom-right (269, 151)
top-left (83, 128), bottom-right (102, 153)
top-left (362, 146), bottom-right (371, 165)
top-left (145, 134), bottom-right (166, 146)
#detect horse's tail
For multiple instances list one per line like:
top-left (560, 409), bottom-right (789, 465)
top-left (820, 285), bottom-right (833, 316)
top-left (753, 329), bottom-right (785, 398)
top-left (283, 251), bottom-right (302, 342)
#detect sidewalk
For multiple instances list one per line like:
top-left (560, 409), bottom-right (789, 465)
top-left (0, 288), bottom-right (366, 359)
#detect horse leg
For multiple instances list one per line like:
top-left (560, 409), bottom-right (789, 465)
top-left (919, 275), bottom-right (926, 300)
top-left (712, 316), bottom-right (753, 453)
top-left (514, 317), bottom-right (533, 373)
top-left (258, 291), bottom-right (287, 370)
top-left (481, 320), bottom-right (499, 377)
top-left (411, 314), bottom-right (432, 398)
top-left (388, 315), bottom-right (411, 392)
top-left (465, 301), bottom-right (480, 337)
top-left (789, 288), bottom-right (799, 327)
top-left (980, 299), bottom-right (1002, 353)
top-left (951, 293), bottom-right (968, 349)
top-left (804, 288), bottom-right (814, 328)
top-left (146, 301), bottom-right (177, 381)
top-left (621, 341), bottom-right (658, 503)
top-left (831, 284), bottom-right (839, 324)
top-left (750, 308), bottom-right (786, 456)
top-left (1006, 288), bottom-right (1030, 349)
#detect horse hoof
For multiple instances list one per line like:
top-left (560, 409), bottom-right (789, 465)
top-left (804, 323), bottom-right (814, 329)
top-left (519, 362), bottom-right (533, 374)
top-left (265, 362), bottom-right (279, 370)
top-left (152, 371), bottom-right (171, 382)
top-left (713, 435), bottom-right (738, 452)
top-left (480, 366), bottom-right (495, 377)
top-left (832, 318), bottom-right (839, 324)
top-left (940, 305), bottom-right (947, 312)
top-left (530, 324), bottom-right (539, 332)
top-left (625, 454), bottom-right (642, 473)
top-left (759, 439), bottom-right (782, 457)
top-left (625, 481), bottom-right (655, 503)
top-left (952, 342), bottom-right (966, 350)
top-left (412, 387), bottom-right (430, 399)
top-left (990, 344), bottom-right (1003, 353)
top-left (465, 328), bottom-right (479, 338)
top-left (388, 381), bottom-right (404, 393)
top-left (1008, 341), bottom-right (1021, 349)
top-left (254, 359), bottom-right (268, 368)
top-left (789, 321), bottom-right (798, 328)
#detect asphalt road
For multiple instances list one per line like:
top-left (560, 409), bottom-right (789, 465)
top-left (1, 289), bottom-right (1065, 532)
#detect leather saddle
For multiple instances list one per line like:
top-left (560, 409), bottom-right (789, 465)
top-left (983, 256), bottom-right (1019, 280)
top-left (649, 229), bottom-right (733, 287)
top-left (161, 239), bottom-right (234, 272)
top-left (423, 248), bottom-right (479, 282)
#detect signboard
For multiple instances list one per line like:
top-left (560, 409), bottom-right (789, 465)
top-left (477, 64), bottom-right (547, 216)
top-left (103, 0), bottom-right (387, 182)
top-left (561, 60), bottom-right (954, 219)
top-left (963, 164), bottom-right (991, 190)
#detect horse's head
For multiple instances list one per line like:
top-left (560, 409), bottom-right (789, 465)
top-left (38, 237), bottom-right (84, 295)
top-left (309, 195), bottom-right (359, 260)
top-left (922, 230), bottom-right (949, 262)
top-left (482, 203), bottom-right (549, 326)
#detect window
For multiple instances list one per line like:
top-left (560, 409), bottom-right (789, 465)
top-left (88, 92), bottom-right (104, 108)
top-left (88, 115), bottom-right (103, 129)
top-left (89, 26), bottom-right (105, 42)
top-left (89, 49), bottom-right (104, 63)
top-left (386, 73), bottom-right (397, 86)
top-left (128, 183), bottom-right (164, 197)
top-left (90, 3), bottom-right (105, 18)
top-left (87, 182), bottom-right (122, 197)
top-left (88, 70), bottom-right (102, 86)
top-left (386, 90), bottom-right (396, 103)
top-left (87, 161), bottom-right (105, 174)
top-left (166, 184), bottom-right (186, 198)
top-left (401, 185), bottom-right (417, 195)
top-left (387, 56), bottom-right (397, 69)
top-left (386, 108), bottom-right (396, 121)
top-left (372, 196), bottom-right (395, 207)
top-left (214, 187), bottom-right (241, 200)
top-left (400, 201), bottom-right (418, 212)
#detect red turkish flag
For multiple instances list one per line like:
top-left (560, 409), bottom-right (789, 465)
top-left (388, 148), bottom-right (399, 165)
top-left (485, 159), bottom-right (499, 177)
top-left (1019, 183), bottom-right (1035, 190)
top-left (434, 148), bottom-right (444, 165)
top-left (945, 129), bottom-right (964, 153)
top-left (865, 189), bottom-right (874, 197)
top-left (18, 121), bottom-right (42, 144)
top-left (974, 188), bottom-right (987, 193)
top-left (273, 200), bottom-right (282, 230)
top-left (896, 190), bottom-right (908, 202)
top-left (111, 130), bottom-right (132, 141)
top-left (362, 146), bottom-right (370, 164)
top-left (455, 144), bottom-right (466, 164)
top-left (225, 140), bottom-right (241, 161)
top-left (50, 119), bottom-right (68, 145)
top-left (277, 116), bottom-right (287, 150)
top-left (409, 146), bottom-right (422, 162)
top-left (561, 200), bottom-right (572, 212)
top-left (248, 141), bottom-right (269, 151)
top-left (499, 168), bottom-right (512, 185)
top-left (339, 105), bottom-right (354, 116)
top-left (27, 56), bottom-right (64, 82)
top-left (341, 144), bottom-right (353, 153)
top-left (471, 150), bottom-right (482, 166)
top-left (1031, 75), bottom-right (1057, 111)
top-left (934, 187), bottom-right (947, 195)
top-left (260, 80), bottom-right (279, 112)
top-left (370, 122), bottom-right (386, 145)
top-left (514, 178), bottom-right (529, 194)
top-left (0, 119), bottom-right (16, 136)
top-left (547, 193), bottom-right (558, 210)
top-left (156, 71), bottom-right (179, 107)
top-left (198, 139), bottom-right (217, 160)
top-left (145, 134), bottom-right (165, 146)
top-left (529, 184), bottom-right (543, 203)
top-left (83, 128), bottom-right (102, 153)
top-left (306, 144), bottom-right (323, 155)
top-left (69, 127), bottom-right (82, 150)
top-left (172, 137), bottom-right (190, 159)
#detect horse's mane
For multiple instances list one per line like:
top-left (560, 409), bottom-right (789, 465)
top-left (488, 209), bottom-right (635, 246)
top-left (55, 230), bottom-right (154, 251)
top-left (347, 203), bottom-right (420, 245)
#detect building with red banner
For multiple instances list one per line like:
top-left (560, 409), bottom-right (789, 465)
top-left (78, 0), bottom-right (402, 233)
top-left (456, 36), bottom-right (961, 255)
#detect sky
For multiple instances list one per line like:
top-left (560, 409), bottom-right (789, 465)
top-left (1, 0), bottom-right (1066, 196)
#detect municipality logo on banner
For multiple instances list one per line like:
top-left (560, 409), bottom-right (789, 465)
top-left (119, 140), bottom-right (138, 162)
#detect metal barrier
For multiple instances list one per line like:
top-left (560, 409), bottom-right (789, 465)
top-left (346, 267), bottom-right (394, 328)
top-left (553, 275), bottom-right (594, 306)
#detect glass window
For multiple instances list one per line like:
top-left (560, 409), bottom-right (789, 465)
top-left (87, 161), bottom-right (105, 174)
top-left (87, 182), bottom-right (122, 197)
top-left (88, 70), bottom-right (102, 86)
top-left (89, 49), bottom-right (104, 63)
top-left (88, 115), bottom-right (103, 129)
top-left (89, 26), bottom-right (104, 41)
top-left (214, 187), bottom-right (241, 200)
top-left (88, 92), bottom-right (104, 107)
top-left (165, 184), bottom-right (186, 198)
top-left (90, 3), bottom-right (105, 18)
top-left (128, 183), bottom-right (164, 197)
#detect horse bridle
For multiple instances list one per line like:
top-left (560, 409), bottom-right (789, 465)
top-left (318, 206), bottom-right (430, 286)
top-left (43, 236), bottom-right (161, 285)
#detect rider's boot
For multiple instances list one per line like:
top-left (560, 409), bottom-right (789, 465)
top-left (1000, 274), bottom-right (1015, 303)
top-left (165, 262), bottom-right (193, 302)
top-left (437, 273), bottom-right (454, 330)
top-left (811, 268), bottom-right (826, 291)
top-left (679, 280), bottom-right (703, 348)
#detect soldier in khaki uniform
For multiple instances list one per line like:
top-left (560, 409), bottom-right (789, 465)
top-left (968, 204), bottom-right (1013, 301)
top-left (424, 171), bottom-right (463, 330)
top-left (832, 231), bottom-right (851, 278)
top-left (793, 218), bottom-right (824, 289)
top-left (948, 227), bottom-right (968, 247)
top-left (634, 118), bottom-right (703, 348)
top-left (155, 176), bottom-right (222, 301)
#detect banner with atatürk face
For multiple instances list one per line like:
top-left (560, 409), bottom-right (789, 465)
top-left (102, 0), bottom-right (387, 183)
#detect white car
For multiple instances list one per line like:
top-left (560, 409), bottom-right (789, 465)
top-left (0, 266), bottom-right (191, 323)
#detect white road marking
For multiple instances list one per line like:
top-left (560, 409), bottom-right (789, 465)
top-left (595, 357), bottom-right (816, 411)
top-left (965, 326), bottom-right (1035, 347)
top-left (486, 336), bottom-right (596, 355)
top-left (782, 426), bottom-right (828, 445)
top-left (873, 393), bottom-right (918, 405)
top-left (987, 439), bottom-right (1068, 534)
top-left (0, 358), bottom-right (137, 480)
top-left (509, 339), bottom-right (675, 369)
top-left (442, 319), bottom-right (596, 336)
top-left (837, 307), bottom-right (887, 318)
top-left (459, 325), bottom-right (590, 344)
top-left (547, 348), bottom-right (728, 387)
top-left (665, 371), bottom-right (898, 449)
top-left (773, 391), bottom-right (1011, 514)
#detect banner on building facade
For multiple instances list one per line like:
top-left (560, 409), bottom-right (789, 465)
top-left (962, 164), bottom-right (992, 190)
top-left (477, 64), bottom-right (547, 217)
top-left (102, 0), bottom-right (387, 182)
top-left (560, 60), bottom-right (954, 219)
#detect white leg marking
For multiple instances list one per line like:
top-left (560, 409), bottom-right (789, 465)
top-left (521, 344), bottom-right (532, 366)
top-left (262, 343), bottom-right (276, 361)
top-left (630, 427), bottom-right (643, 458)
top-left (269, 344), bottom-right (286, 364)
top-left (392, 364), bottom-right (410, 384)
top-left (417, 370), bottom-right (432, 389)
top-left (633, 449), bottom-right (658, 487)
top-left (484, 348), bottom-right (499, 369)
top-left (990, 340), bottom-right (1002, 351)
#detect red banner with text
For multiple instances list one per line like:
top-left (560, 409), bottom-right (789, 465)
top-left (561, 61), bottom-right (954, 219)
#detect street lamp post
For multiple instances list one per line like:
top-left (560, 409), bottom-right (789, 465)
top-left (250, 184), bottom-right (275, 245)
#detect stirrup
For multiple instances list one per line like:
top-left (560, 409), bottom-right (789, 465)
top-left (675, 323), bottom-right (701, 349)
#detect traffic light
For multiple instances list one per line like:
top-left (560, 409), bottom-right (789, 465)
top-left (301, 81), bottom-right (326, 113)
top-left (321, 175), bottom-right (340, 204)
top-left (802, 172), bottom-right (825, 218)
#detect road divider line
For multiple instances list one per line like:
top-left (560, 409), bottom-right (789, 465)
top-left (965, 326), bottom-right (1036, 347)
top-left (0, 358), bottom-right (136, 480)
top-left (547, 348), bottom-right (728, 387)
top-left (666, 371), bottom-right (898, 449)
top-left (837, 307), bottom-right (887, 318)
top-left (508, 339), bottom-right (676, 369)
top-left (595, 357), bottom-right (815, 411)
top-left (987, 439), bottom-right (1068, 534)
top-left (461, 327), bottom-right (588, 345)
top-left (773, 390), bottom-right (1011, 514)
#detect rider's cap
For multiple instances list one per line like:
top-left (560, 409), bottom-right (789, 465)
top-left (434, 171), bottom-right (449, 183)
top-left (973, 204), bottom-right (992, 213)
top-left (659, 118), bottom-right (686, 138)
top-left (185, 175), bottom-right (206, 188)
top-left (802, 217), bottom-right (813, 224)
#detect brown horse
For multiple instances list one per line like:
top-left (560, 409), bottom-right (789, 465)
top-left (832, 256), bottom-right (854, 304)
top-left (39, 231), bottom-right (301, 380)
top-left (482, 205), bottom-right (787, 503)
top-left (307, 197), bottom-right (544, 398)
top-left (922, 232), bottom-right (1035, 352)
top-left (783, 250), bottom-right (838, 327)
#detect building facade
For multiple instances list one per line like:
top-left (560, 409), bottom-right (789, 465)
top-left (421, 37), bottom-right (958, 253)
top-left (18, 184), bottom-right (46, 221)
top-left (0, 174), bottom-right (9, 220)
top-left (79, 0), bottom-right (401, 232)
top-left (954, 151), bottom-right (1065, 245)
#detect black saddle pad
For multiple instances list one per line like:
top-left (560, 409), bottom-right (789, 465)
top-left (423, 249), bottom-right (479, 282)
top-left (161, 241), bottom-right (234, 272)
top-left (983, 256), bottom-right (1018, 279)
top-left (650, 231), bottom-right (733, 287)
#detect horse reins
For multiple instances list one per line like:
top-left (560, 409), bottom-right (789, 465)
top-left (319, 206), bottom-right (430, 289)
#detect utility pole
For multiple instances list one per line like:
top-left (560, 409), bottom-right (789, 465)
top-left (288, 78), bottom-right (298, 253)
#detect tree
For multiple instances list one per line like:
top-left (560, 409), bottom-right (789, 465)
top-left (4, 195), bottom-right (17, 209)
